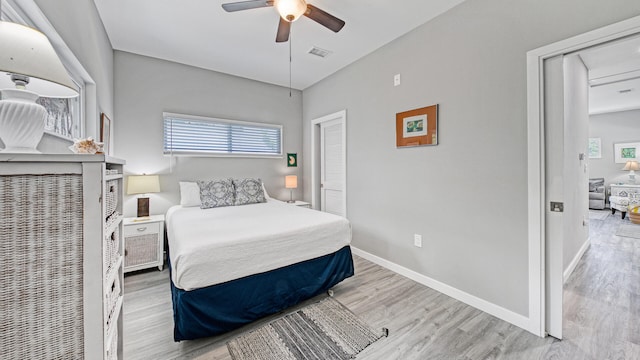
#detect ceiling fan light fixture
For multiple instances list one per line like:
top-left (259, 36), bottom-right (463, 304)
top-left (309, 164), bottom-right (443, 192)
top-left (275, 0), bottom-right (307, 22)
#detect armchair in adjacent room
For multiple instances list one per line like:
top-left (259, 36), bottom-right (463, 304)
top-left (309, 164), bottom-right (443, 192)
top-left (588, 178), bottom-right (605, 210)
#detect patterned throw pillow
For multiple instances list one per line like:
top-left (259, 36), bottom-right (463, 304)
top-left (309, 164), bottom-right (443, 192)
top-left (233, 178), bottom-right (266, 206)
top-left (197, 178), bottom-right (235, 209)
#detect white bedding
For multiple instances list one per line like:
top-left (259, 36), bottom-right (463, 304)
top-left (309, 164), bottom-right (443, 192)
top-left (167, 200), bottom-right (352, 290)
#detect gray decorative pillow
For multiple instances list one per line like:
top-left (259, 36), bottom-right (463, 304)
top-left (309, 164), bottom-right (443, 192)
top-left (197, 178), bottom-right (235, 209)
top-left (233, 178), bottom-right (266, 206)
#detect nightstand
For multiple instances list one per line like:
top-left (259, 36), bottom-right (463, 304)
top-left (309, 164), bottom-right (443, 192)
top-left (288, 200), bottom-right (311, 208)
top-left (123, 215), bottom-right (165, 272)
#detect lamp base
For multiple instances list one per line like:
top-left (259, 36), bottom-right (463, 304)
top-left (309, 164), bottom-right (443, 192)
top-left (137, 197), bottom-right (150, 217)
top-left (0, 89), bottom-right (46, 153)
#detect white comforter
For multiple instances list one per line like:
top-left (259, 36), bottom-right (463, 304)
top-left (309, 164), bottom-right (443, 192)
top-left (167, 200), bottom-right (351, 290)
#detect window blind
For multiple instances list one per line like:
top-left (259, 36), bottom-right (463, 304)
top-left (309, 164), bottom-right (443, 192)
top-left (163, 113), bottom-right (282, 156)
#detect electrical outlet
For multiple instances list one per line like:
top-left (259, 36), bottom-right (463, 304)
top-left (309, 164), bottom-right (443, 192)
top-left (394, 74), bottom-right (401, 86)
top-left (414, 234), bottom-right (422, 248)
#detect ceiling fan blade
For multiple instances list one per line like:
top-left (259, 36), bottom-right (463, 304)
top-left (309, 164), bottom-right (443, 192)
top-left (276, 17), bottom-right (291, 43)
top-left (304, 4), bottom-right (345, 33)
top-left (221, 0), bottom-right (272, 12)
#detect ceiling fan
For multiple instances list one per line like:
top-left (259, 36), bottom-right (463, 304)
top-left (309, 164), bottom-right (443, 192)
top-left (221, 0), bottom-right (345, 43)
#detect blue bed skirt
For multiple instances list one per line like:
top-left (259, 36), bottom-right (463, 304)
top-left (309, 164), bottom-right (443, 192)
top-left (170, 245), bottom-right (354, 341)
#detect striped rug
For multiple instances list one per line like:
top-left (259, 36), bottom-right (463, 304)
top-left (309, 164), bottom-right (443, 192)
top-left (227, 297), bottom-right (386, 360)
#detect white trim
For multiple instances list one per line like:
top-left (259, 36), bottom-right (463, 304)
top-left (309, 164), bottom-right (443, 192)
top-left (563, 238), bottom-right (591, 284)
top-left (351, 247), bottom-right (531, 331)
top-left (311, 110), bottom-right (347, 217)
top-left (527, 15), bottom-right (640, 338)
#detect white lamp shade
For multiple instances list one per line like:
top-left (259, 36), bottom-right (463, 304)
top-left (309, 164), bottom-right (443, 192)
top-left (285, 175), bottom-right (298, 189)
top-left (127, 175), bottom-right (161, 195)
top-left (623, 161), bottom-right (640, 171)
top-left (275, 0), bottom-right (307, 22)
top-left (0, 21), bottom-right (77, 97)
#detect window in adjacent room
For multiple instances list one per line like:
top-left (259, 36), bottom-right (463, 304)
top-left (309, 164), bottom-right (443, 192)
top-left (163, 112), bottom-right (283, 157)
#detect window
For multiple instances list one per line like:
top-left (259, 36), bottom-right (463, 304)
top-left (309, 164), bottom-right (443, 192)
top-left (163, 112), bottom-right (283, 157)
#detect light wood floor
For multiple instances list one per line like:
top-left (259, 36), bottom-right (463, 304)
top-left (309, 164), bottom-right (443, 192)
top-left (124, 210), bottom-right (640, 359)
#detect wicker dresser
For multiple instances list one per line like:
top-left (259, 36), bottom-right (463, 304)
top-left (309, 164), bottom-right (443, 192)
top-left (0, 154), bottom-right (125, 360)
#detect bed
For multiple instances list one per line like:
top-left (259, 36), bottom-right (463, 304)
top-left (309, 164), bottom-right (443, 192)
top-left (166, 199), bottom-right (354, 341)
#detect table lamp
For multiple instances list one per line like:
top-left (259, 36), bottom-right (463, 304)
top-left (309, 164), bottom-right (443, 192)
top-left (285, 175), bottom-right (297, 203)
top-left (127, 174), bottom-right (161, 219)
top-left (0, 21), bottom-right (78, 153)
top-left (623, 160), bottom-right (640, 184)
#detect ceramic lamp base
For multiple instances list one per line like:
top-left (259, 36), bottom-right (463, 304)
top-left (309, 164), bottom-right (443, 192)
top-left (0, 89), bottom-right (46, 153)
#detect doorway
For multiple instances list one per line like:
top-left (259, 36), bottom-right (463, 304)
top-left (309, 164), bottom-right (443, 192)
top-left (311, 110), bottom-right (347, 217)
top-left (527, 15), bottom-right (640, 338)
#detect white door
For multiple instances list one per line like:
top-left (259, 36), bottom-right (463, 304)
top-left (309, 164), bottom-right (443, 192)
top-left (320, 119), bottom-right (345, 216)
top-left (543, 54), bottom-right (565, 340)
top-left (543, 53), bottom-right (590, 339)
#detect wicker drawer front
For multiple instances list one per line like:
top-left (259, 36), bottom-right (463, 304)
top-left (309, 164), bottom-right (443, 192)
top-left (105, 325), bottom-right (118, 360)
top-left (105, 179), bottom-right (118, 217)
top-left (0, 174), bottom-right (84, 359)
top-left (104, 228), bottom-right (120, 273)
top-left (105, 275), bottom-right (121, 327)
top-left (125, 233), bottom-right (160, 267)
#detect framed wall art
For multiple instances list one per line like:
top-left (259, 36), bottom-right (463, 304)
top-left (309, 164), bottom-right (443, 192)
top-left (100, 113), bottom-right (112, 155)
top-left (287, 153), bottom-right (297, 167)
top-left (588, 138), bottom-right (601, 159)
top-left (396, 104), bottom-right (438, 148)
top-left (614, 142), bottom-right (640, 163)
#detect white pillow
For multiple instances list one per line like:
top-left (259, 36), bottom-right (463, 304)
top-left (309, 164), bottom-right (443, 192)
top-left (262, 182), bottom-right (271, 199)
top-left (179, 181), bottom-right (201, 207)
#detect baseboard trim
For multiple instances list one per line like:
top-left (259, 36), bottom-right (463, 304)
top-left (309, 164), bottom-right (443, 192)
top-left (351, 247), bottom-right (532, 332)
top-left (563, 238), bottom-right (591, 284)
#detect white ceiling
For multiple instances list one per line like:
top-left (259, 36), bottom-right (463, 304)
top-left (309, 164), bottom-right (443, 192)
top-left (93, 0), bottom-right (467, 90)
top-left (580, 35), bottom-right (640, 114)
top-left (93, 0), bottom-right (640, 114)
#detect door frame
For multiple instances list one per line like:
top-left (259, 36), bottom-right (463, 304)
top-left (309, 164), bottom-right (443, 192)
top-left (311, 110), bottom-right (347, 217)
top-left (526, 15), bottom-right (640, 337)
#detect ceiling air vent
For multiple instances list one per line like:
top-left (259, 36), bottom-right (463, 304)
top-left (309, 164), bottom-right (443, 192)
top-left (308, 46), bottom-right (332, 58)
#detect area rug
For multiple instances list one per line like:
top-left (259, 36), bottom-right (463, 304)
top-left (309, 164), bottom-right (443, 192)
top-left (227, 297), bottom-right (387, 360)
top-left (589, 210), bottom-right (609, 221)
top-left (615, 223), bottom-right (640, 239)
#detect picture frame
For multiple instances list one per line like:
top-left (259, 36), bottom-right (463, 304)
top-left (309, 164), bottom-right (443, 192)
top-left (396, 104), bottom-right (438, 148)
top-left (287, 153), bottom-right (297, 167)
top-left (588, 138), bottom-right (601, 159)
top-left (100, 113), bottom-right (112, 155)
top-left (613, 142), bottom-right (640, 163)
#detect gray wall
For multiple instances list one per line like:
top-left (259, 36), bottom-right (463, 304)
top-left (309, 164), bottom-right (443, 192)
top-left (302, 0), bottom-right (640, 316)
top-left (589, 109), bottom-right (640, 186)
top-left (113, 51), bottom-right (303, 217)
top-left (35, 0), bottom-right (114, 151)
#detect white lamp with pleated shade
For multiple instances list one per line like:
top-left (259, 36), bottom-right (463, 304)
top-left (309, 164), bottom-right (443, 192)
top-left (0, 21), bottom-right (78, 153)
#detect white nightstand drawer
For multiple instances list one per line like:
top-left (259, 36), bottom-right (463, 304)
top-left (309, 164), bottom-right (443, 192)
top-left (124, 222), bottom-right (159, 237)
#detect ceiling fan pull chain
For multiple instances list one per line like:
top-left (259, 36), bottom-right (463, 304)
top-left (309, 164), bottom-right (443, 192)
top-left (289, 28), bottom-right (292, 97)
